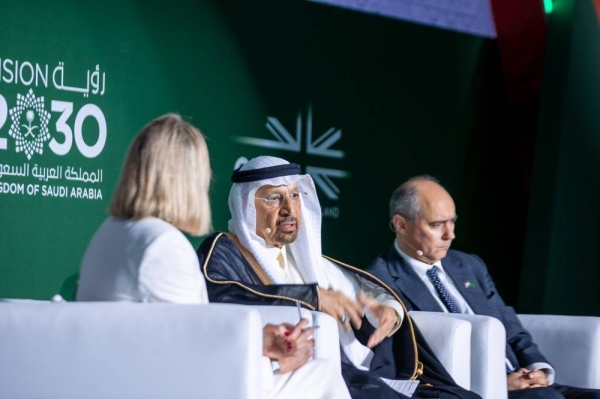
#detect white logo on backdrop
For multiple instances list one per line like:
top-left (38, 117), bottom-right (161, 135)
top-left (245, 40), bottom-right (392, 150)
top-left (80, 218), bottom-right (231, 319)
top-left (8, 89), bottom-right (51, 160)
top-left (236, 104), bottom-right (348, 202)
top-left (0, 59), bottom-right (108, 201)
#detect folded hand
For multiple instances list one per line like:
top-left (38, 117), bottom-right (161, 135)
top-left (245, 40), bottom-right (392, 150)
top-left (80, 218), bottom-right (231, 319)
top-left (507, 368), bottom-right (549, 390)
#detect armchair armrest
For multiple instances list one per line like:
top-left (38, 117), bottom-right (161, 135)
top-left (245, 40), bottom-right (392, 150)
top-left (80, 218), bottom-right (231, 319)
top-left (518, 314), bottom-right (600, 389)
top-left (250, 304), bottom-right (311, 326)
top-left (311, 311), bottom-right (341, 372)
top-left (0, 302), bottom-right (263, 399)
top-left (432, 313), bottom-right (507, 399)
top-left (409, 311), bottom-right (472, 390)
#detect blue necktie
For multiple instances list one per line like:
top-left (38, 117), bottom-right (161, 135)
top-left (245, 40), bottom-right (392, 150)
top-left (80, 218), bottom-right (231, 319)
top-left (426, 267), bottom-right (515, 374)
top-left (426, 266), bottom-right (461, 314)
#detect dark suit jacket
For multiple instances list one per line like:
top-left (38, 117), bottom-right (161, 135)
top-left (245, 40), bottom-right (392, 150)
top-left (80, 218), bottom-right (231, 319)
top-left (368, 244), bottom-right (550, 370)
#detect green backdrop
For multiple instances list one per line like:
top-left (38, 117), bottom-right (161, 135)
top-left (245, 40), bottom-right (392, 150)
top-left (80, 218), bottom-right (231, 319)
top-left (1, 0), bottom-right (595, 317)
top-left (520, 0), bottom-right (600, 316)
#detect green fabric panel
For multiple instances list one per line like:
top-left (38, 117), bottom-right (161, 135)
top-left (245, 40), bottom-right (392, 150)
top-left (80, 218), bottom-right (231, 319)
top-left (0, 0), bottom-right (504, 301)
top-left (521, 0), bottom-right (600, 315)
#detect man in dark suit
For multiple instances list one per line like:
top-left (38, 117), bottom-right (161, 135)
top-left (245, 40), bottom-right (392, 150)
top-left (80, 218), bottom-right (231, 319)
top-left (368, 175), bottom-right (600, 399)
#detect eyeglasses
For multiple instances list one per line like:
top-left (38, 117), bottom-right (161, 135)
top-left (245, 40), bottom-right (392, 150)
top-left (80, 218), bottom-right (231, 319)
top-left (255, 191), bottom-right (307, 208)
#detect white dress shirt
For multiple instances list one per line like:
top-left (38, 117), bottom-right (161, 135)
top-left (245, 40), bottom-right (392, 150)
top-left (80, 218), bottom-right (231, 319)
top-left (265, 245), bottom-right (305, 284)
top-left (394, 241), bottom-right (474, 315)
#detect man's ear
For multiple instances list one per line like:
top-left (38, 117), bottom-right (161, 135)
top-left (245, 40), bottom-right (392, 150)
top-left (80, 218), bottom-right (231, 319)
top-left (392, 214), bottom-right (408, 234)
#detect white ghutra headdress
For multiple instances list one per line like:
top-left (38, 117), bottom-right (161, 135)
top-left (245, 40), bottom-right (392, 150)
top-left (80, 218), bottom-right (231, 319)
top-left (228, 156), bottom-right (328, 286)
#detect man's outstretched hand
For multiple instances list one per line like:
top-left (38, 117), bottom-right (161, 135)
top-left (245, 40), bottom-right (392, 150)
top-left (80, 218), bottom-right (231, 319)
top-left (318, 287), bottom-right (364, 331)
top-left (357, 291), bottom-right (399, 348)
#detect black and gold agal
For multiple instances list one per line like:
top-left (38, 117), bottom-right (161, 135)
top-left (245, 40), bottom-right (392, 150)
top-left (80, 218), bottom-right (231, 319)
top-left (231, 163), bottom-right (301, 183)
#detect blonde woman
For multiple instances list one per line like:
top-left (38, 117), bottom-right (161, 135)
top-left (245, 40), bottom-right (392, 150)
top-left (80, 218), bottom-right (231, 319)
top-left (77, 114), bottom-right (211, 303)
top-left (77, 114), bottom-right (350, 399)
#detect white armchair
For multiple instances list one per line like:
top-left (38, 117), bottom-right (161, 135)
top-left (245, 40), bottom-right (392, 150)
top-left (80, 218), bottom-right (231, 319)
top-left (424, 313), bottom-right (600, 399)
top-left (0, 301), bottom-right (342, 399)
top-left (518, 314), bottom-right (600, 389)
top-left (428, 313), bottom-right (508, 399)
top-left (12, 299), bottom-right (587, 399)
top-left (0, 301), bottom-right (264, 399)
top-left (409, 311), bottom-right (473, 390)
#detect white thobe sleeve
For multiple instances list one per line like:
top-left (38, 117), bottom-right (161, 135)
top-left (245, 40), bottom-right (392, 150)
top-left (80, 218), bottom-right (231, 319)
top-left (361, 277), bottom-right (404, 336)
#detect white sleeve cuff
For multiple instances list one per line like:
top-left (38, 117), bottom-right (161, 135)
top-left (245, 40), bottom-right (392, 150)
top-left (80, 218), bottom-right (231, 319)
top-left (527, 362), bottom-right (555, 385)
top-left (356, 275), bottom-right (404, 336)
top-left (384, 299), bottom-right (404, 336)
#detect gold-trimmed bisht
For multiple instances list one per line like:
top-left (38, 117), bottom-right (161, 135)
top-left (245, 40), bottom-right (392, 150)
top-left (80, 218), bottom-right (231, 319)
top-left (201, 232), bottom-right (423, 379)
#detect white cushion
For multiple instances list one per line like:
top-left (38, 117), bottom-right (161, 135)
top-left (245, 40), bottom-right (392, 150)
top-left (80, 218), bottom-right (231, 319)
top-left (0, 302), bottom-right (263, 399)
top-left (437, 313), bottom-right (507, 399)
top-left (518, 314), bottom-right (600, 389)
top-left (409, 311), bottom-right (472, 390)
top-left (310, 311), bottom-right (341, 372)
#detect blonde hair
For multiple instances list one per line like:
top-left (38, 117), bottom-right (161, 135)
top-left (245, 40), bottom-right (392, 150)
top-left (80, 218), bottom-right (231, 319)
top-left (109, 113), bottom-right (212, 236)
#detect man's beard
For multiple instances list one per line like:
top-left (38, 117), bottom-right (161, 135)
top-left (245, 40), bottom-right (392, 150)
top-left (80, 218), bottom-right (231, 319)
top-left (273, 217), bottom-right (299, 246)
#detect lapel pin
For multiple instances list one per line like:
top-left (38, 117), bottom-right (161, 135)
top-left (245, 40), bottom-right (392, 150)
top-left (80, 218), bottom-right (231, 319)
top-left (464, 281), bottom-right (475, 288)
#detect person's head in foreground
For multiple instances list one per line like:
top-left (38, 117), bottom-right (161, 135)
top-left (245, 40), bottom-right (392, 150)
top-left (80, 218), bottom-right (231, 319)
top-left (110, 113), bottom-right (212, 235)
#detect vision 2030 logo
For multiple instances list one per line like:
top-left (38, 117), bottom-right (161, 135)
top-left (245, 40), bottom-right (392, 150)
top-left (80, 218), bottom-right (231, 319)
top-left (0, 88), bottom-right (107, 160)
top-left (236, 104), bottom-right (348, 202)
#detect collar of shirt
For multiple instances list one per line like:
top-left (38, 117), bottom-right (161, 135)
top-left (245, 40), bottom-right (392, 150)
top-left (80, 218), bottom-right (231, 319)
top-left (392, 240), bottom-right (446, 278)
top-left (393, 241), bottom-right (476, 317)
top-left (265, 244), bottom-right (287, 269)
top-left (263, 244), bottom-right (305, 284)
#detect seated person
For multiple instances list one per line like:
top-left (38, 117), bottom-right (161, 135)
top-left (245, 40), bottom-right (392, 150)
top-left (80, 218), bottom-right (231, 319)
top-left (368, 175), bottom-right (600, 399)
top-left (76, 114), bottom-right (350, 399)
top-left (197, 155), bottom-right (481, 399)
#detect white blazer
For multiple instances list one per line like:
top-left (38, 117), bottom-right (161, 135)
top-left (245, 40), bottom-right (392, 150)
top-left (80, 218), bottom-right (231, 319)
top-left (77, 217), bottom-right (208, 303)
